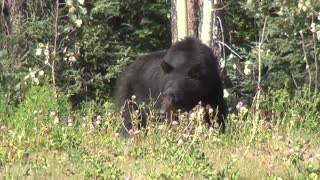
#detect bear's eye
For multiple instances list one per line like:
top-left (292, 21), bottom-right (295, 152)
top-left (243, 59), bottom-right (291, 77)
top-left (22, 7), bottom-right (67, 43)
top-left (188, 65), bottom-right (204, 79)
top-left (161, 61), bottom-right (173, 73)
top-left (188, 70), bottom-right (201, 79)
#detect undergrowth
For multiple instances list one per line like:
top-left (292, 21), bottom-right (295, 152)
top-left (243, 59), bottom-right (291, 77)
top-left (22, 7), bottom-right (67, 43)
top-left (0, 85), bottom-right (319, 179)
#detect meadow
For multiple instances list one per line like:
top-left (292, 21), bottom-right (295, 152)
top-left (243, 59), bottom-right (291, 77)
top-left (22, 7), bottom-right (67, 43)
top-left (0, 85), bottom-right (319, 179)
top-left (1, 0), bottom-right (320, 179)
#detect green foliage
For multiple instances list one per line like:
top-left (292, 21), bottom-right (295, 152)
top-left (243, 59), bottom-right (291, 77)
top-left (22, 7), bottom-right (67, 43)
top-left (85, 158), bottom-right (124, 179)
top-left (0, 0), bottom-right (171, 107)
top-left (224, 0), bottom-right (320, 105)
top-left (0, 87), bottom-right (10, 118)
top-left (1, 1), bottom-right (320, 178)
top-left (59, 0), bottom-right (170, 105)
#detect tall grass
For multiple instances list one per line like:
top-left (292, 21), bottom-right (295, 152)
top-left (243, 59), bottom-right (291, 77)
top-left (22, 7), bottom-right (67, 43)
top-left (0, 86), bottom-right (319, 179)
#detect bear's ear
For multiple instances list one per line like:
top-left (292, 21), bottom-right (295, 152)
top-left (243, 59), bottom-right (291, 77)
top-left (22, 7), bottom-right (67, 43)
top-left (161, 61), bottom-right (173, 73)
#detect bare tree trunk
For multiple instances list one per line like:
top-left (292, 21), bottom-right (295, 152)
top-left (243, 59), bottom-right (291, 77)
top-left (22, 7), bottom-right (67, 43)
top-left (200, 0), bottom-right (213, 46)
top-left (171, 0), bottom-right (226, 69)
top-left (171, 0), bottom-right (198, 44)
top-left (1, 0), bottom-right (25, 35)
top-left (1, 0), bottom-right (25, 66)
top-left (171, 0), bottom-right (178, 44)
top-left (171, 0), bottom-right (187, 43)
top-left (187, 0), bottom-right (198, 38)
top-left (212, 0), bottom-right (225, 62)
top-left (312, 14), bottom-right (318, 94)
top-left (1, 0), bottom-right (10, 34)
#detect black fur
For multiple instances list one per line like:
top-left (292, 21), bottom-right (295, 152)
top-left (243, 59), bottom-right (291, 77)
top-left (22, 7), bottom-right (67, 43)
top-left (114, 37), bottom-right (228, 136)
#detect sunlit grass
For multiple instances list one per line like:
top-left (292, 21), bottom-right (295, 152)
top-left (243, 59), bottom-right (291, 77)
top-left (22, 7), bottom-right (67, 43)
top-left (0, 86), bottom-right (319, 179)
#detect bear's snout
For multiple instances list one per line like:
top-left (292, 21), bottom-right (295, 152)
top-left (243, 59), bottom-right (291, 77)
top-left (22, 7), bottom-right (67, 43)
top-left (160, 95), bottom-right (174, 119)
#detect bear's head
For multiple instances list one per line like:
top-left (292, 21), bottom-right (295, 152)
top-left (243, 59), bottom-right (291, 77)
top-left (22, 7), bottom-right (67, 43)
top-left (159, 38), bottom-right (220, 119)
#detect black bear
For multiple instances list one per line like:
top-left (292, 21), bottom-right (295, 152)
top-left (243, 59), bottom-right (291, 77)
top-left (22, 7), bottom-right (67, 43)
top-left (114, 37), bottom-right (227, 135)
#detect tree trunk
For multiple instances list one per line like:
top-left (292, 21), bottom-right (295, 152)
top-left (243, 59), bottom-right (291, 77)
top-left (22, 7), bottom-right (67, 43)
top-left (170, 0), bottom-right (178, 44)
top-left (200, 0), bottom-right (213, 46)
top-left (171, 0), bottom-right (226, 71)
top-left (212, 0), bottom-right (225, 62)
top-left (171, 0), bottom-right (227, 78)
top-left (171, 0), bottom-right (199, 44)
top-left (171, 0), bottom-right (187, 43)
top-left (1, 0), bottom-right (25, 35)
top-left (187, 0), bottom-right (198, 38)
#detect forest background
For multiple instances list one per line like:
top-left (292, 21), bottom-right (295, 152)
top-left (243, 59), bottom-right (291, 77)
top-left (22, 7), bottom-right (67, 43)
top-left (0, 0), bottom-right (320, 179)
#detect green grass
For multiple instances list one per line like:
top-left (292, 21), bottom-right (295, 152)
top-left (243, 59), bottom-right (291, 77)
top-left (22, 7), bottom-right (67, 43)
top-left (0, 86), bottom-right (320, 179)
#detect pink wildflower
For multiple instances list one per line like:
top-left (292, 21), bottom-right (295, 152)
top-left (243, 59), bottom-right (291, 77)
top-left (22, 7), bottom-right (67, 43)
top-left (177, 139), bottom-right (184, 146)
top-left (236, 102), bottom-right (244, 109)
top-left (1, 125), bottom-right (7, 131)
top-left (172, 121), bottom-right (179, 125)
top-left (54, 117), bottom-right (60, 125)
